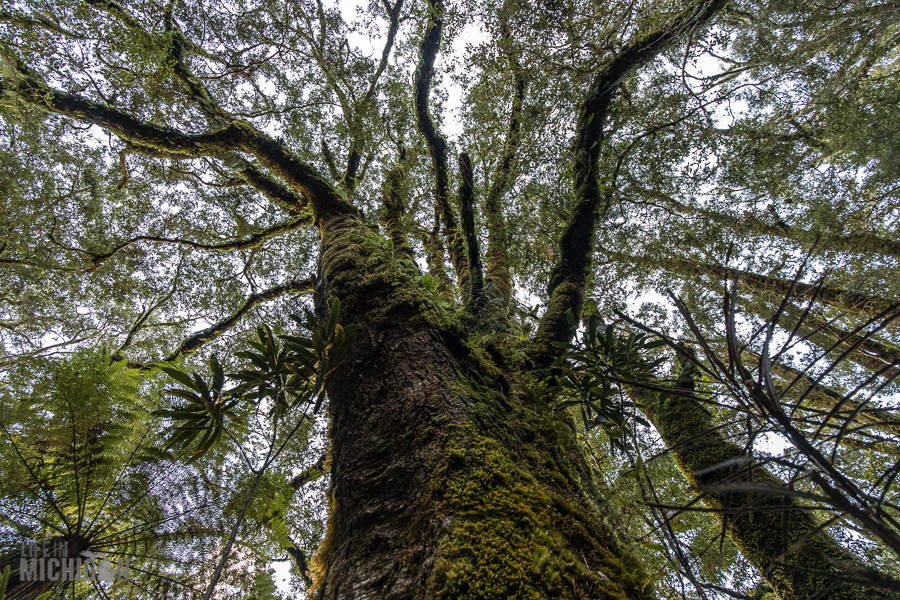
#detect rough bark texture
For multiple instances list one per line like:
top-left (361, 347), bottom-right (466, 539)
top-left (307, 216), bottom-right (654, 600)
top-left (635, 383), bottom-right (897, 600)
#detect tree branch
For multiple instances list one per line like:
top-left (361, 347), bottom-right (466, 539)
top-left (0, 47), bottom-right (355, 223)
top-left (777, 304), bottom-right (900, 382)
top-left (380, 149), bottom-right (417, 264)
top-left (415, 204), bottom-right (453, 300)
top-left (321, 138), bottom-right (342, 182)
top-left (289, 454), bottom-right (326, 490)
top-left (457, 152), bottom-right (484, 309)
top-left (158, 279), bottom-right (314, 364)
top-left (634, 367), bottom-right (894, 599)
top-left (0, 50), bottom-right (236, 157)
top-left (286, 542), bottom-right (313, 587)
top-left (88, 216), bottom-right (311, 269)
top-left (483, 6), bottom-right (525, 304)
top-left (0, 8), bottom-right (82, 38)
top-left (84, 0), bottom-right (231, 67)
top-left (342, 0), bottom-right (405, 195)
top-left (113, 266), bottom-right (183, 360)
top-left (234, 161), bottom-right (310, 214)
top-left (414, 0), bottom-right (468, 290)
top-left (531, 0), bottom-right (730, 367)
top-left (745, 351), bottom-right (900, 438)
top-left (629, 181), bottom-right (900, 260)
top-left (657, 253), bottom-right (900, 317)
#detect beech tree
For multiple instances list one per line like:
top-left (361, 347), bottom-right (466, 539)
top-left (1, 0), bottom-right (899, 598)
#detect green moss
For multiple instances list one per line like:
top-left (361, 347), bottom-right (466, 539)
top-left (530, 281), bottom-right (584, 366)
top-left (425, 377), bottom-right (654, 600)
top-left (320, 217), bottom-right (459, 329)
top-left (430, 434), bottom-right (635, 600)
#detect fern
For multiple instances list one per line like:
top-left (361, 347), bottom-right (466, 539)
top-left (0, 349), bottom-right (236, 599)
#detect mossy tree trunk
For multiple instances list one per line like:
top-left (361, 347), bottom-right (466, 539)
top-left (307, 215), bottom-right (653, 600)
top-left (634, 381), bottom-right (898, 600)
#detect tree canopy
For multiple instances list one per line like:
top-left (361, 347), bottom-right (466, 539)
top-left (1, 0), bottom-right (899, 597)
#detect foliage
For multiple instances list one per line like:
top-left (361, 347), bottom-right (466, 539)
top-left (152, 298), bottom-right (356, 599)
top-left (546, 314), bottom-right (666, 451)
top-left (0, 349), bottom-right (229, 599)
top-left (154, 298), bottom-right (358, 462)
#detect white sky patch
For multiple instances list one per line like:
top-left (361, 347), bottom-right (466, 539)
top-left (442, 22), bottom-right (489, 142)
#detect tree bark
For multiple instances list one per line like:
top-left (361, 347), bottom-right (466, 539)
top-left (307, 215), bottom-right (653, 599)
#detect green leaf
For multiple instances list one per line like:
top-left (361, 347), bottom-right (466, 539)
top-left (327, 297), bottom-right (341, 335)
top-left (164, 388), bottom-right (206, 404)
top-left (160, 366), bottom-right (198, 390)
top-left (192, 373), bottom-right (211, 401)
top-left (209, 354), bottom-right (225, 394)
top-left (640, 542), bottom-right (667, 553)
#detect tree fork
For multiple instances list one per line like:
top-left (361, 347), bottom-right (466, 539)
top-left (0, 47), bottom-right (354, 223)
top-left (307, 215), bottom-right (654, 599)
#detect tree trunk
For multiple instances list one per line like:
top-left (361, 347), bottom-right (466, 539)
top-left (0, 535), bottom-right (91, 600)
top-left (307, 215), bottom-right (653, 599)
top-left (634, 384), bottom-right (897, 600)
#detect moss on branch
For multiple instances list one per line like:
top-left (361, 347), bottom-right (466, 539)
top-left (0, 47), bottom-right (355, 223)
top-left (532, 0), bottom-right (730, 367)
top-left (458, 152), bottom-right (485, 310)
top-left (380, 150), bottom-right (417, 265)
top-left (635, 374), bottom-right (897, 599)
top-left (414, 0), bottom-right (469, 290)
top-left (482, 10), bottom-right (524, 304)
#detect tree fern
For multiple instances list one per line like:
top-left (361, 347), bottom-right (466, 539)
top-left (0, 350), bottom-right (234, 599)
